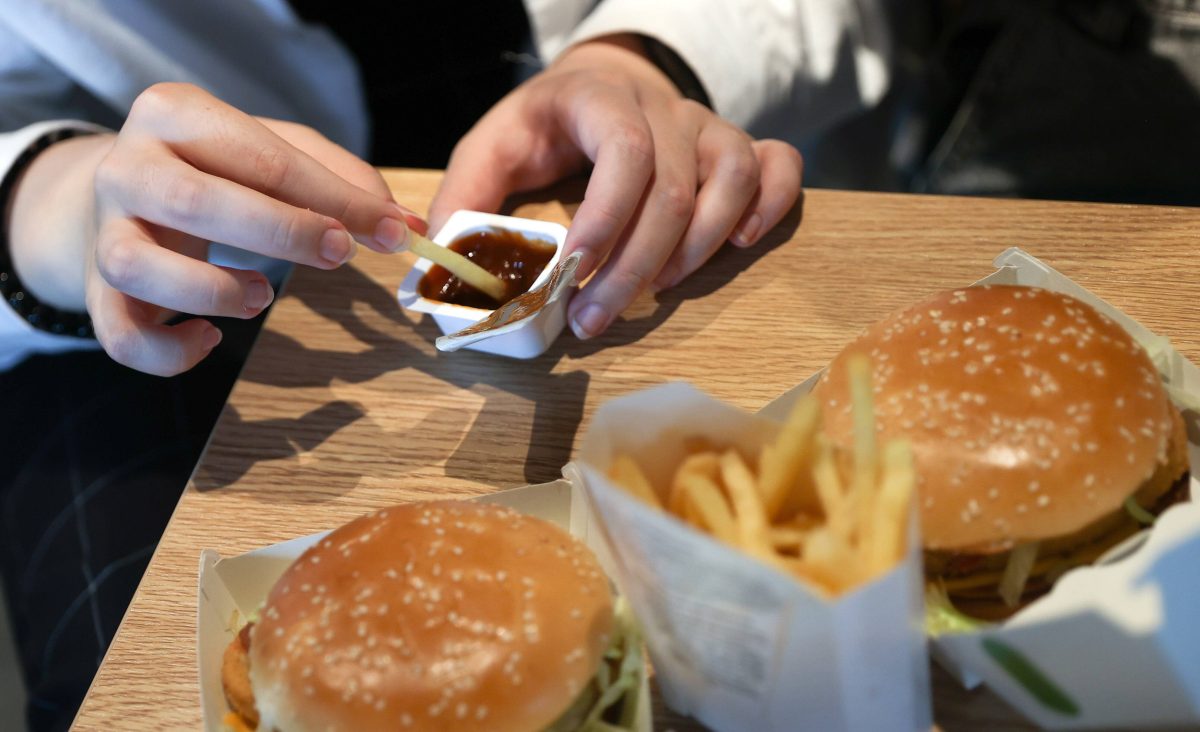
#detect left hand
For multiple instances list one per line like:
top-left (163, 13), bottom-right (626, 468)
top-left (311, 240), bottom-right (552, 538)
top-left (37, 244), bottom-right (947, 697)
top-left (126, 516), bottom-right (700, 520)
top-left (428, 35), bottom-right (803, 340)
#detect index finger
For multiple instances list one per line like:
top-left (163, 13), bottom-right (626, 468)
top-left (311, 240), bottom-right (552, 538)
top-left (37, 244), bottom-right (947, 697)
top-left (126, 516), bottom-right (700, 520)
top-left (558, 87), bottom-right (656, 279)
top-left (132, 84), bottom-right (409, 253)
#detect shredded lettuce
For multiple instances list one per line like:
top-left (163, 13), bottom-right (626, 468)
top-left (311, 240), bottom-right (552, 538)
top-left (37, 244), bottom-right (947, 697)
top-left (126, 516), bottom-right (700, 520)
top-left (924, 583), bottom-right (987, 636)
top-left (998, 542), bottom-right (1039, 608)
top-left (543, 596), bottom-right (645, 732)
top-left (1124, 496), bottom-right (1157, 526)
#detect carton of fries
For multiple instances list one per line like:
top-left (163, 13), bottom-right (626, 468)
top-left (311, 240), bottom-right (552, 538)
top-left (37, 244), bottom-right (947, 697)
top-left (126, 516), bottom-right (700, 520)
top-left (196, 481), bottom-right (652, 732)
top-left (566, 380), bottom-right (932, 732)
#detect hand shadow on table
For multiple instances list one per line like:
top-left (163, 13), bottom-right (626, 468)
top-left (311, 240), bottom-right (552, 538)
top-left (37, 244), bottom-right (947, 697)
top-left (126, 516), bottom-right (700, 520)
top-left (192, 400), bottom-right (366, 489)
top-left (206, 192), bottom-right (803, 495)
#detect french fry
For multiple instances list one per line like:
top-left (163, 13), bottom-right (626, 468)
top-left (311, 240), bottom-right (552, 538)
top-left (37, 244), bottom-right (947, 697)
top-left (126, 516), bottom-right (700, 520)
top-left (847, 354), bottom-right (878, 532)
top-left (768, 527), bottom-right (808, 550)
top-left (668, 452), bottom-right (721, 515)
top-left (408, 233), bottom-right (507, 302)
top-left (604, 356), bottom-right (915, 597)
top-left (812, 436), bottom-right (851, 544)
top-left (865, 440), bottom-right (915, 575)
top-left (759, 396), bottom-right (821, 519)
top-left (607, 455), bottom-right (662, 510)
top-left (719, 449), bottom-right (778, 562)
top-left (679, 473), bottom-right (738, 545)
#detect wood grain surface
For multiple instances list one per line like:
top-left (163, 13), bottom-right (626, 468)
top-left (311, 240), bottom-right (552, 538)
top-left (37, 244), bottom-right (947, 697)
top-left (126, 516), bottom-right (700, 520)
top-left (72, 169), bottom-right (1200, 731)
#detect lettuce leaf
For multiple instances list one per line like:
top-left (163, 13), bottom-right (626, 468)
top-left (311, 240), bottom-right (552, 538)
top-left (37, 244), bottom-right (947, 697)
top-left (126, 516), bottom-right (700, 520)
top-left (543, 596), bottom-right (646, 732)
top-left (924, 583), bottom-right (988, 636)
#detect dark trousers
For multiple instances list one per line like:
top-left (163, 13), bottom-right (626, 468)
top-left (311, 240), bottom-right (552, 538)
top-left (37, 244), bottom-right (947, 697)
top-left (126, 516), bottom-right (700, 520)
top-left (0, 314), bottom-right (264, 732)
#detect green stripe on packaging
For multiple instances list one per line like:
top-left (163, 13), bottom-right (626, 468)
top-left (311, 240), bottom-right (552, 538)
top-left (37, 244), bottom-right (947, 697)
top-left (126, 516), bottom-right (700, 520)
top-left (982, 638), bottom-right (1081, 717)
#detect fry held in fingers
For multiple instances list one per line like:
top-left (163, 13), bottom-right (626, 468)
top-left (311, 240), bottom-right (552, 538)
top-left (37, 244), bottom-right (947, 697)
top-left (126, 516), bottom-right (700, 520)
top-left (407, 232), bottom-right (507, 302)
top-left (605, 355), bottom-right (916, 595)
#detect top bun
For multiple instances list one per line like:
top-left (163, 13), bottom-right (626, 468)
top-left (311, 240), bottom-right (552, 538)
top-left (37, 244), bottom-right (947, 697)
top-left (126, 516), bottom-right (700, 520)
top-left (816, 285), bottom-right (1176, 552)
top-left (249, 501), bottom-right (614, 732)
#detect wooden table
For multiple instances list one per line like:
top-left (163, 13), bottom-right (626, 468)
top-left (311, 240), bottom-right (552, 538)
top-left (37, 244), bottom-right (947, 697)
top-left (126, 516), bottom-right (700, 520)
top-left (72, 170), bottom-right (1200, 731)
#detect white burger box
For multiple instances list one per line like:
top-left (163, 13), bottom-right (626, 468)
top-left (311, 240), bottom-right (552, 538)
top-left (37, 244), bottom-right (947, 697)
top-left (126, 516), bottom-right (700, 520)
top-left (916, 248), bottom-right (1200, 730)
top-left (614, 247), bottom-right (1197, 731)
top-left (196, 480), bottom-right (652, 732)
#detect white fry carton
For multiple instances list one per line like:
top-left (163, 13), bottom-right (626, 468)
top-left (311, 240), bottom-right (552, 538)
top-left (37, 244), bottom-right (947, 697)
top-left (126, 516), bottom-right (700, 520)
top-left (567, 384), bottom-right (932, 732)
top-left (196, 480), bottom-right (651, 731)
top-left (757, 248), bottom-right (1200, 730)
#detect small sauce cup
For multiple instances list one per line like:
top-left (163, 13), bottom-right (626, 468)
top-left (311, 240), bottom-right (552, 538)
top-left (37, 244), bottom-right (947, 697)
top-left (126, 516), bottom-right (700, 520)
top-left (398, 211), bottom-right (569, 358)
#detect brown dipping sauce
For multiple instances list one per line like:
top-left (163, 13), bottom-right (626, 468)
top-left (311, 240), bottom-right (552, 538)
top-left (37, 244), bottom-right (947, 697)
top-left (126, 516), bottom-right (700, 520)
top-left (418, 228), bottom-right (556, 310)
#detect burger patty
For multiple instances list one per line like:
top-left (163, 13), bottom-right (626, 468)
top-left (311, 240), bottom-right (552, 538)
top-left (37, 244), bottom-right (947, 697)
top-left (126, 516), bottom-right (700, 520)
top-left (222, 623), bottom-right (259, 730)
top-left (925, 405), bottom-right (1190, 620)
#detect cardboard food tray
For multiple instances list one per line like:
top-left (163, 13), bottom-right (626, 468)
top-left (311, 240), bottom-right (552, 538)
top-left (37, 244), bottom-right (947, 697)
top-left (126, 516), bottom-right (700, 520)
top-left (756, 248), bottom-right (1200, 730)
top-left (197, 480), bottom-right (652, 731)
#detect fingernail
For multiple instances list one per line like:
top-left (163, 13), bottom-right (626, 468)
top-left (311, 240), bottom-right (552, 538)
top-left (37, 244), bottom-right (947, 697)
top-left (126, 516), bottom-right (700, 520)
top-left (403, 213), bottom-right (429, 235)
top-left (374, 216), bottom-right (409, 251)
top-left (731, 212), bottom-right (762, 247)
top-left (572, 249), bottom-right (598, 280)
top-left (202, 325), bottom-right (223, 351)
top-left (390, 203), bottom-right (428, 235)
top-left (244, 279), bottom-right (274, 313)
top-left (570, 303), bottom-right (611, 340)
top-left (320, 228), bottom-right (356, 266)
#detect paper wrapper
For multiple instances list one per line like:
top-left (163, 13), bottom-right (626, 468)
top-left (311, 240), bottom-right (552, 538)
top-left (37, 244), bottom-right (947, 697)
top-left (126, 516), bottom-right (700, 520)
top-left (566, 383), bottom-right (932, 732)
top-left (197, 481), bottom-right (651, 732)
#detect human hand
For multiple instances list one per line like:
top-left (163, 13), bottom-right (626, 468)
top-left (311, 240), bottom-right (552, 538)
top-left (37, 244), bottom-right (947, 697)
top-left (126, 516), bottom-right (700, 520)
top-left (429, 35), bottom-right (803, 340)
top-left (7, 83), bottom-right (424, 376)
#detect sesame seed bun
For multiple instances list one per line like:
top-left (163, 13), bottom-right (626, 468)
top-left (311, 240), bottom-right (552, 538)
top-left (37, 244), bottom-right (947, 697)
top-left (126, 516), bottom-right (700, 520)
top-left (244, 501), bottom-right (614, 732)
top-left (815, 285), bottom-right (1188, 615)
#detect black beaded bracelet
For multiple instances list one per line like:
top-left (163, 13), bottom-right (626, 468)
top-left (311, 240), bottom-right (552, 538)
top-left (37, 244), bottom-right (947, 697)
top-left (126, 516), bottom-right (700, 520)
top-left (0, 128), bottom-right (96, 339)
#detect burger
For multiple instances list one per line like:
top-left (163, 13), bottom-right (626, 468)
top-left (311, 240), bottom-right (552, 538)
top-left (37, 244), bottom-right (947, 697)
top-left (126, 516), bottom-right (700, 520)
top-left (814, 285), bottom-right (1189, 622)
top-left (221, 501), bottom-right (644, 731)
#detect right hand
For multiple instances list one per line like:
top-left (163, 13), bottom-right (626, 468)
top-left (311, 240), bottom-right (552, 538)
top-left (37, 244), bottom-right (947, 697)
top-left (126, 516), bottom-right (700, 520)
top-left (7, 82), bottom-right (422, 376)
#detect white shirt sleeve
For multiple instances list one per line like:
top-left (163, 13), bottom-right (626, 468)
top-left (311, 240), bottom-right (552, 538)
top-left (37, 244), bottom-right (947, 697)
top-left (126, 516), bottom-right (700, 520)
top-left (528, 0), bottom-right (892, 143)
top-left (0, 121), bottom-right (110, 371)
